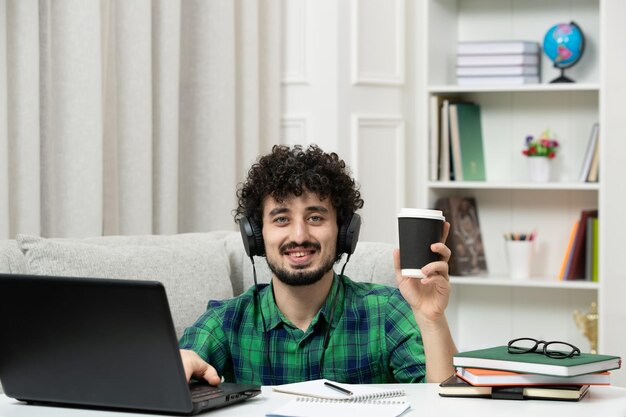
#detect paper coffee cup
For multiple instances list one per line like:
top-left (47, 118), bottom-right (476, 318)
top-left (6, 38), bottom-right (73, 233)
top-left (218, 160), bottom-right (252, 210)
top-left (398, 208), bottom-right (445, 278)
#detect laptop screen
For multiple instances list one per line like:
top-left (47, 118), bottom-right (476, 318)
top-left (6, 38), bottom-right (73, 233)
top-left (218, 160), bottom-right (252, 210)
top-left (0, 274), bottom-right (259, 414)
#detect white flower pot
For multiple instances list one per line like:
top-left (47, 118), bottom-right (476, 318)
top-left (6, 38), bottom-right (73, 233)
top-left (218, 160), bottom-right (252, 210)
top-left (528, 157), bottom-right (551, 182)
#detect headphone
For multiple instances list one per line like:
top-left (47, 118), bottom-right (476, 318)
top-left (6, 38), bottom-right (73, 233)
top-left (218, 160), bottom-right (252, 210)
top-left (239, 212), bottom-right (361, 258)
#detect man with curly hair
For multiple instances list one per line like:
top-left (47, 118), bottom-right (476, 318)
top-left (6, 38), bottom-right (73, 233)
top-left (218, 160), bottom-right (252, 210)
top-left (179, 144), bottom-right (456, 385)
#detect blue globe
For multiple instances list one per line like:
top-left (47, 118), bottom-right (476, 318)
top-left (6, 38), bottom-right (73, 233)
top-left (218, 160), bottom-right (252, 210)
top-left (543, 22), bottom-right (584, 69)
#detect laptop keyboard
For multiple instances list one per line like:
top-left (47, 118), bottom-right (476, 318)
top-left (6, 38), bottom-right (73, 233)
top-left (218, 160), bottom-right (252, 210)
top-left (189, 382), bottom-right (224, 400)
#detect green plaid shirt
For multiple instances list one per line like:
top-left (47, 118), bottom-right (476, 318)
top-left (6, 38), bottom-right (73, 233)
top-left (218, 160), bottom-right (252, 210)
top-left (179, 273), bottom-right (426, 385)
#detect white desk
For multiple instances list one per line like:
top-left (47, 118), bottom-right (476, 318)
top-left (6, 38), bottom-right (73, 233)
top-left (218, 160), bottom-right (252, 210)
top-left (2, 384), bottom-right (626, 417)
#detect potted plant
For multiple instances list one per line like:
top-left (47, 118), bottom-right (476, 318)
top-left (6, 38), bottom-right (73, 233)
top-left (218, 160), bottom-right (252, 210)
top-left (522, 130), bottom-right (559, 181)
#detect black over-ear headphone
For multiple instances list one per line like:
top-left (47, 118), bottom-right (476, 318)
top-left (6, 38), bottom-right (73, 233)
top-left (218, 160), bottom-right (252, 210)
top-left (239, 212), bottom-right (361, 258)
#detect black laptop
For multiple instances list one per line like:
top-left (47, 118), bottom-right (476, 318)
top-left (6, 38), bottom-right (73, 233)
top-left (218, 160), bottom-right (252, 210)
top-left (0, 273), bottom-right (261, 415)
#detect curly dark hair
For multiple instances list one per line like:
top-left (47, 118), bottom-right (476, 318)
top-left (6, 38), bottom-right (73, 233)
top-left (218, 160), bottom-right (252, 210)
top-left (234, 144), bottom-right (364, 230)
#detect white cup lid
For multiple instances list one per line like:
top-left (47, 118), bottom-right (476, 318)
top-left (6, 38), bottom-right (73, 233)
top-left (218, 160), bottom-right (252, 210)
top-left (398, 208), bottom-right (445, 221)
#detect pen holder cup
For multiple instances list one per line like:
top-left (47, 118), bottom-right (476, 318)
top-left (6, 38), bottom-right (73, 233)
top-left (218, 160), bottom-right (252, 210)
top-left (505, 240), bottom-right (533, 280)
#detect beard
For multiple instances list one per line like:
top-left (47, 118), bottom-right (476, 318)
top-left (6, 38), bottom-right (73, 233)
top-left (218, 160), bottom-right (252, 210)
top-left (266, 241), bottom-right (336, 286)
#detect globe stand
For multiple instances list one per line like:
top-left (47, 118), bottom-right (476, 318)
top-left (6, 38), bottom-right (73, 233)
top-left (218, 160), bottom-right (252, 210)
top-left (549, 67), bottom-right (575, 83)
top-left (544, 21), bottom-right (584, 84)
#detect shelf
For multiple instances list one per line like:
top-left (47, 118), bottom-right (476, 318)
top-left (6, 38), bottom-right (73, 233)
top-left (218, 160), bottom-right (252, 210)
top-left (419, 0), bottom-right (616, 382)
top-left (450, 276), bottom-right (599, 290)
top-left (427, 181), bottom-right (599, 191)
top-left (428, 83), bottom-right (600, 94)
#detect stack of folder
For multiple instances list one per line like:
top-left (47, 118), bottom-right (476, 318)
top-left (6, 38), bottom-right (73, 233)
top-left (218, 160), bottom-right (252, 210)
top-left (439, 345), bottom-right (622, 401)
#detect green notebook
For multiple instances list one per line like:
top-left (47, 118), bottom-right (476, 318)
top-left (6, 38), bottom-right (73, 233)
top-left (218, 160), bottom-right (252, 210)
top-left (453, 346), bottom-right (621, 377)
top-left (449, 103), bottom-right (486, 181)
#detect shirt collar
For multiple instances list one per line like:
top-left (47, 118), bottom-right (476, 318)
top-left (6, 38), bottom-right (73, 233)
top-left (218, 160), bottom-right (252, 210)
top-left (261, 272), bottom-right (345, 332)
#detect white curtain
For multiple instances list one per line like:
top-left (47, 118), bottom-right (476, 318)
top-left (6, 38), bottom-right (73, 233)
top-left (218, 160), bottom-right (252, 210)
top-left (0, 0), bottom-right (281, 239)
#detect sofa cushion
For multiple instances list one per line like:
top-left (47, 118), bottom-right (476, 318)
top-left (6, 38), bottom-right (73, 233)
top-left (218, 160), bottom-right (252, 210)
top-left (0, 240), bottom-right (28, 274)
top-left (342, 242), bottom-right (397, 286)
top-left (16, 234), bottom-right (233, 337)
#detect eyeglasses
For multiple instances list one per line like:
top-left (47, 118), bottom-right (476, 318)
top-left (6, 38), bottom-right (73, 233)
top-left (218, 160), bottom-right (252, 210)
top-left (507, 337), bottom-right (581, 359)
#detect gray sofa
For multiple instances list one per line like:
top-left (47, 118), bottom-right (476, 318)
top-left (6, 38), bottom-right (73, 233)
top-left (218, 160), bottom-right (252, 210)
top-left (0, 231), bottom-right (396, 394)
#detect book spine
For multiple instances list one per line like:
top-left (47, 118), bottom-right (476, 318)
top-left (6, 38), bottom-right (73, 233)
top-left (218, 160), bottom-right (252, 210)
top-left (457, 76), bottom-right (540, 86)
top-left (448, 104), bottom-right (463, 181)
top-left (456, 54), bottom-right (539, 67)
top-left (429, 96), bottom-right (441, 181)
top-left (439, 100), bottom-right (451, 181)
top-left (566, 210), bottom-right (599, 280)
top-left (456, 103), bottom-right (486, 181)
top-left (579, 123), bottom-right (599, 182)
top-left (559, 220), bottom-right (579, 280)
top-left (457, 41), bottom-right (539, 55)
top-left (591, 217), bottom-right (599, 282)
top-left (587, 131), bottom-right (600, 182)
top-left (456, 66), bottom-right (539, 76)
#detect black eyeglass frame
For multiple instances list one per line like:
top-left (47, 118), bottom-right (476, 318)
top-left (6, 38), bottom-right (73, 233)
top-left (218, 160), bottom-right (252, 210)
top-left (507, 337), bottom-right (581, 359)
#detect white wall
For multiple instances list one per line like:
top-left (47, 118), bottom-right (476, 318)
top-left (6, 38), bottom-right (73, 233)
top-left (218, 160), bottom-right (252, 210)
top-left (281, 0), bottom-right (418, 245)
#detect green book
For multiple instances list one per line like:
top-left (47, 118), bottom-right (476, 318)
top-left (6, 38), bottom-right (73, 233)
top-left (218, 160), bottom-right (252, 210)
top-left (453, 346), bottom-right (621, 377)
top-left (449, 103), bottom-right (486, 181)
top-left (591, 217), bottom-right (599, 282)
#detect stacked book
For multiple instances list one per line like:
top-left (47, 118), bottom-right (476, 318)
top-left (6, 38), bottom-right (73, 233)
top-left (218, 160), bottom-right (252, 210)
top-left (440, 345), bottom-right (622, 401)
top-left (456, 41), bottom-right (541, 86)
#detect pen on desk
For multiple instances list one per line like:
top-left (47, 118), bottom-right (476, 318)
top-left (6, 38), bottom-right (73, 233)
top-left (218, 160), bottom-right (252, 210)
top-left (324, 381), bottom-right (353, 396)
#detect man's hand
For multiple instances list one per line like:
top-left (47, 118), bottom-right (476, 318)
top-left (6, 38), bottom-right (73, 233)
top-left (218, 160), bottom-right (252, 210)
top-left (179, 349), bottom-right (221, 386)
top-left (394, 222), bottom-right (457, 382)
top-left (394, 221), bottom-right (452, 323)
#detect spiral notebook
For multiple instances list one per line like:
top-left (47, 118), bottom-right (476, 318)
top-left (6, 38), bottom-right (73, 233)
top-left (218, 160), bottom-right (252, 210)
top-left (268, 379), bottom-right (410, 417)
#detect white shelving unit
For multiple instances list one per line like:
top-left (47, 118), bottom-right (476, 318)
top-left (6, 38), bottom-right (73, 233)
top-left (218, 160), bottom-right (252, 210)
top-left (279, 0), bottom-right (626, 386)
top-left (450, 277), bottom-right (599, 291)
top-left (428, 182), bottom-right (600, 191)
top-left (417, 0), bottom-right (609, 366)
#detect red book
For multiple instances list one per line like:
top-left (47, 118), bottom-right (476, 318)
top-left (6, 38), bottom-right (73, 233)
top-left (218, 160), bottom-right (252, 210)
top-left (566, 210), bottom-right (599, 280)
top-left (456, 367), bottom-right (610, 386)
